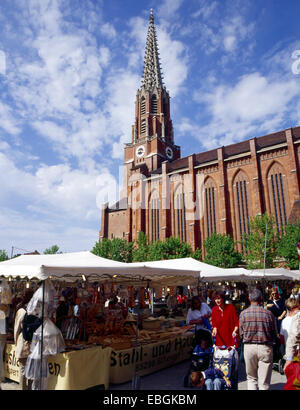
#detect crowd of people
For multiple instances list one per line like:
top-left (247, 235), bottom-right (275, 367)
top-left (185, 284), bottom-right (300, 390)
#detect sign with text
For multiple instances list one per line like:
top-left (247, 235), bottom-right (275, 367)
top-left (4, 344), bottom-right (112, 390)
top-left (109, 333), bottom-right (194, 384)
top-left (4, 332), bottom-right (193, 388)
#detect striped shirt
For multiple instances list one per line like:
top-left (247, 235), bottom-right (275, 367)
top-left (239, 304), bottom-right (277, 346)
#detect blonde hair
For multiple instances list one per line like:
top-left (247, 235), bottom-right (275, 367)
top-left (285, 298), bottom-right (300, 311)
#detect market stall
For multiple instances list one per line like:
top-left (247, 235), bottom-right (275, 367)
top-left (0, 252), bottom-right (202, 389)
top-left (1, 253), bottom-right (298, 389)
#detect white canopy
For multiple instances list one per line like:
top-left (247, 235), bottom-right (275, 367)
top-left (0, 251), bottom-right (201, 284)
top-left (0, 252), bottom-right (298, 285)
top-left (130, 258), bottom-right (250, 284)
top-left (248, 268), bottom-right (300, 281)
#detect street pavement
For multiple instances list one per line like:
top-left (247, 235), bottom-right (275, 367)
top-left (1, 359), bottom-right (287, 391)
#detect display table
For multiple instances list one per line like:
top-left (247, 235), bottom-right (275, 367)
top-left (3, 331), bottom-right (194, 388)
top-left (3, 343), bottom-right (112, 390)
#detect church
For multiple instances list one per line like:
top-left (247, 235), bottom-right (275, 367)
top-left (100, 10), bottom-right (300, 253)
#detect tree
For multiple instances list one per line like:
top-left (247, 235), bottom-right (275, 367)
top-left (43, 245), bottom-right (60, 254)
top-left (277, 220), bottom-right (300, 269)
top-left (192, 248), bottom-right (202, 261)
top-left (148, 236), bottom-right (192, 261)
top-left (132, 231), bottom-right (149, 262)
top-left (0, 250), bottom-right (9, 262)
top-left (92, 238), bottom-right (133, 263)
top-left (243, 213), bottom-right (277, 269)
top-left (203, 233), bottom-right (242, 268)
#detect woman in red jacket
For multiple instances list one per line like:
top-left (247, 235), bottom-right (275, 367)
top-left (211, 290), bottom-right (239, 347)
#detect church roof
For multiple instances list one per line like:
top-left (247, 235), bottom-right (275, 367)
top-left (141, 9), bottom-right (164, 91)
top-left (150, 125), bottom-right (300, 176)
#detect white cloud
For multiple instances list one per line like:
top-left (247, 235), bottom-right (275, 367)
top-left (222, 16), bottom-right (255, 53)
top-left (0, 151), bottom-right (118, 221)
top-left (186, 71), bottom-right (300, 150)
top-left (192, 1), bottom-right (218, 19)
top-left (0, 102), bottom-right (21, 135)
top-left (100, 23), bottom-right (117, 40)
top-left (158, 0), bottom-right (184, 19)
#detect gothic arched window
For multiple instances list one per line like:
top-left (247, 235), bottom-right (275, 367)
top-left (233, 170), bottom-right (251, 250)
top-left (204, 177), bottom-right (217, 238)
top-left (141, 119), bottom-right (146, 134)
top-left (149, 192), bottom-right (160, 241)
top-left (151, 95), bottom-right (157, 114)
top-left (174, 186), bottom-right (186, 242)
top-left (140, 97), bottom-right (146, 116)
top-left (267, 163), bottom-right (288, 232)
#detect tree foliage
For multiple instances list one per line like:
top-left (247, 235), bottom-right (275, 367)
top-left (43, 245), bottom-right (60, 254)
top-left (0, 250), bottom-right (9, 262)
top-left (92, 238), bottom-right (133, 263)
top-left (192, 248), bottom-right (202, 261)
top-left (147, 236), bottom-right (193, 261)
top-left (92, 234), bottom-right (201, 263)
top-left (203, 233), bottom-right (242, 268)
top-left (243, 213), bottom-right (277, 269)
top-left (132, 231), bottom-right (149, 262)
top-left (277, 220), bottom-right (300, 269)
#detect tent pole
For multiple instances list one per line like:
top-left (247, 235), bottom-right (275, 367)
top-left (40, 279), bottom-right (45, 390)
top-left (132, 282), bottom-right (141, 390)
top-left (262, 221), bottom-right (267, 305)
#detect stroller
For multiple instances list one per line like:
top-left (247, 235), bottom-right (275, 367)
top-left (183, 339), bottom-right (238, 390)
top-left (213, 341), bottom-right (239, 390)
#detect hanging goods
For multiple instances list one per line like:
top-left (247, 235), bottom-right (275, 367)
top-left (27, 279), bottom-right (58, 318)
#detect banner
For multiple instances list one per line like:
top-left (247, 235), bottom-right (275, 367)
top-left (109, 332), bottom-right (194, 384)
top-left (4, 343), bottom-right (112, 390)
top-left (4, 332), bottom-right (193, 388)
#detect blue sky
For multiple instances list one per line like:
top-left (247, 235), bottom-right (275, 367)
top-left (0, 0), bottom-right (300, 256)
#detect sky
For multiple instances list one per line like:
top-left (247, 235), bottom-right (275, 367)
top-left (1, 0), bottom-right (300, 256)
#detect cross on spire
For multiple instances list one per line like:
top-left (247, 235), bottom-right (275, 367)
top-left (141, 9), bottom-right (164, 90)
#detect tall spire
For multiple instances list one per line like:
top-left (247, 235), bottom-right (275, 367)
top-left (141, 9), bottom-right (164, 90)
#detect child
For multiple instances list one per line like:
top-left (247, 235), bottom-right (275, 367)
top-left (189, 367), bottom-right (231, 390)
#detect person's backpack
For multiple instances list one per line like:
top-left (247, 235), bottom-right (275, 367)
top-left (22, 313), bottom-right (42, 342)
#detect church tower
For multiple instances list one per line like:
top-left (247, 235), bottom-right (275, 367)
top-left (124, 9), bottom-right (181, 175)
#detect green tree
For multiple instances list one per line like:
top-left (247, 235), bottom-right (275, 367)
top-left (148, 236), bottom-right (192, 261)
top-left (0, 250), bottom-right (9, 261)
top-left (148, 240), bottom-right (165, 261)
top-left (43, 245), bottom-right (60, 254)
top-left (244, 213), bottom-right (278, 269)
top-left (277, 220), bottom-right (300, 269)
top-left (92, 238), bottom-right (133, 263)
top-left (203, 233), bottom-right (242, 268)
top-left (192, 248), bottom-right (202, 261)
top-left (132, 231), bottom-right (149, 262)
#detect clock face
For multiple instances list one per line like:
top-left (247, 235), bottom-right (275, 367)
top-left (165, 146), bottom-right (173, 159)
top-left (136, 145), bottom-right (145, 158)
